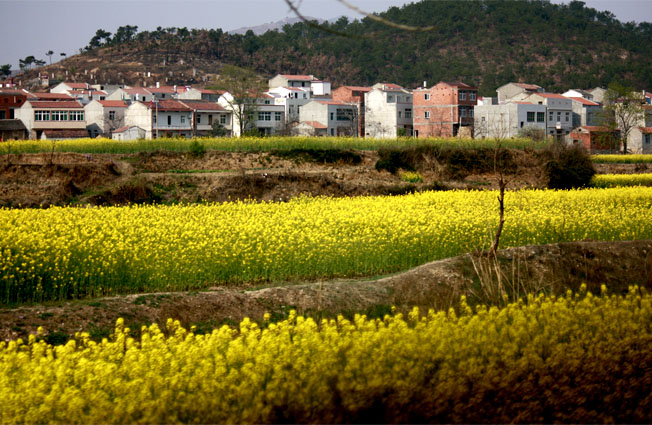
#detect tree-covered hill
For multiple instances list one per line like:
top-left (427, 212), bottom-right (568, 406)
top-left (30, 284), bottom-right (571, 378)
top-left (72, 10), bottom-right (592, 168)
top-left (17, 0), bottom-right (652, 95)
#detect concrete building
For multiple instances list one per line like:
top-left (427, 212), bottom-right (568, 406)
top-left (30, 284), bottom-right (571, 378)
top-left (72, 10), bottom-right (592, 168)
top-left (66, 89), bottom-right (107, 105)
top-left (364, 83), bottom-right (413, 138)
top-left (515, 92), bottom-right (573, 137)
top-left (146, 85), bottom-right (189, 100)
top-left (267, 86), bottom-right (312, 124)
top-left (496, 82), bottom-right (544, 103)
top-left (107, 87), bottom-right (154, 103)
top-left (588, 87), bottom-right (608, 104)
top-left (178, 88), bottom-right (224, 102)
top-left (50, 82), bottom-right (90, 94)
top-left (124, 100), bottom-right (193, 139)
top-left (474, 102), bottom-right (547, 139)
top-left (85, 100), bottom-right (128, 137)
top-left (562, 89), bottom-right (594, 101)
top-left (626, 105), bottom-right (652, 153)
top-left (112, 125), bottom-right (146, 141)
top-left (299, 100), bottom-right (359, 137)
top-left (15, 100), bottom-right (87, 139)
top-left (567, 97), bottom-right (601, 128)
top-left (413, 81), bottom-right (477, 138)
top-left (218, 92), bottom-right (285, 137)
top-left (268, 74), bottom-right (331, 96)
top-left (178, 100), bottom-right (232, 137)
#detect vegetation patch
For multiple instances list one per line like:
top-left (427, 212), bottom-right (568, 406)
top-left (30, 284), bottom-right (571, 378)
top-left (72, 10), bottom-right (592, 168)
top-left (271, 148), bottom-right (362, 165)
top-left (545, 144), bottom-right (596, 189)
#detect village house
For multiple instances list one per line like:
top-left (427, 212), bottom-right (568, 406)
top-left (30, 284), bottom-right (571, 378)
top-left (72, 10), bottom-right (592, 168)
top-left (123, 100), bottom-right (193, 139)
top-left (513, 92), bottom-right (573, 137)
top-left (178, 100), bottom-right (232, 137)
top-left (562, 89), bottom-right (594, 101)
top-left (625, 105), bottom-right (652, 153)
top-left (0, 88), bottom-right (28, 119)
top-left (364, 83), bottom-right (413, 138)
top-left (107, 87), bottom-right (155, 103)
top-left (474, 101), bottom-right (547, 139)
top-left (50, 82), bottom-right (90, 94)
top-left (85, 100), bottom-right (128, 137)
top-left (178, 88), bottom-right (223, 102)
top-left (15, 99), bottom-right (87, 139)
top-left (413, 81), bottom-right (478, 138)
top-left (146, 84), bottom-right (189, 100)
top-left (299, 100), bottom-right (359, 137)
top-left (267, 86), bottom-right (312, 124)
top-left (112, 125), bottom-right (146, 141)
top-left (218, 92), bottom-right (285, 136)
top-left (0, 119), bottom-right (27, 141)
top-left (496, 82), bottom-right (544, 103)
top-left (331, 86), bottom-right (372, 136)
top-left (570, 126), bottom-right (620, 153)
top-left (566, 97), bottom-right (601, 128)
top-left (268, 74), bottom-right (331, 96)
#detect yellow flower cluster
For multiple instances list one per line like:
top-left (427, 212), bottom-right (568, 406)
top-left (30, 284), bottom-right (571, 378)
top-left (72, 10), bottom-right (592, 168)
top-left (1, 287), bottom-right (650, 423)
top-left (0, 136), bottom-right (536, 155)
top-left (2, 187), bottom-right (652, 303)
top-left (592, 154), bottom-right (652, 163)
top-left (591, 173), bottom-right (652, 188)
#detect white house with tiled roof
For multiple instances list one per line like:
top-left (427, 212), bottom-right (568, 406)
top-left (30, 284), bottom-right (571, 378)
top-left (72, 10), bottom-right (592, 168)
top-left (146, 85), bottom-right (189, 100)
top-left (51, 82), bottom-right (90, 94)
top-left (268, 74), bottom-right (331, 96)
top-left (364, 83), bottom-right (413, 138)
top-left (299, 100), bottom-right (358, 137)
top-left (85, 100), bottom-right (128, 137)
top-left (268, 86), bottom-right (312, 123)
top-left (516, 92), bottom-right (573, 135)
top-left (112, 125), bottom-right (146, 141)
top-left (566, 97), bottom-right (601, 128)
top-left (178, 88), bottom-right (224, 102)
top-left (124, 100), bottom-right (193, 139)
top-left (107, 87), bottom-right (154, 103)
top-left (16, 100), bottom-right (87, 139)
top-left (178, 100), bottom-right (232, 136)
top-left (218, 92), bottom-right (285, 136)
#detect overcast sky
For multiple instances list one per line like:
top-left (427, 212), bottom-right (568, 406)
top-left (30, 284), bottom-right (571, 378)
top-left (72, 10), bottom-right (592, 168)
top-left (1, 0), bottom-right (651, 70)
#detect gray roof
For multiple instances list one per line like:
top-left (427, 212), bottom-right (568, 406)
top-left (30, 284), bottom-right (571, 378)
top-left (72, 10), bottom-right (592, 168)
top-left (0, 119), bottom-right (26, 131)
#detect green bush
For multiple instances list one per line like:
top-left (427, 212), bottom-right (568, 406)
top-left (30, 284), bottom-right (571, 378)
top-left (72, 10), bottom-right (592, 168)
top-left (189, 140), bottom-right (206, 158)
top-left (545, 144), bottom-right (596, 189)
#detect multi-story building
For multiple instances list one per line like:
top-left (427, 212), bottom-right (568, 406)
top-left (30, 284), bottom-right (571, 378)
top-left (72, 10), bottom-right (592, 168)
top-left (85, 100), bottom-right (128, 137)
top-left (331, 86), bottom-right (372, 136)
top-left (179, 100), bottom-right (232, 136)
top-left (219, 92), bottom-right (285, 136)
top-left (268, 74), bottom-right (331, 96)
top-left (566, 97), bottom-right (601, 128)
top-left (124, 100), bottom-right (193, 139)
top-left (626, 105), bottom-right (652, 153)
top-left (267, 86), bottom-right (312, 124)
top-left (299, 100), bottom-right (359, 137)
top-left (515, 92), bottom-right (573, 137)
top-left (413, 81), bottom-right (477, 138)
top-left (364, 83), bottom-right (413, 138)
top-left (16, 100), bottom-right (87, 139)
top-left (0, 88), bottom-right (28, 119)
top-left (107, 87), bottom-right (155, 103)
top-left (474, 102), bottom-right (547, 139)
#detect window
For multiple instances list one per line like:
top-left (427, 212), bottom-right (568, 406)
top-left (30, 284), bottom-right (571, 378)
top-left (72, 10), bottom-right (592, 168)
top-left (405, 109), bottom-right (412, 119)
top-left (460, 108), bottom-right (467, 117)
top-left (425, 111), bottom-right (430, 119)
top-left (646, 134), bottom-right (651, 144)
top-left (469, 108), bottom-right (474, 118)
top-left (425, 93), bottom-right (430, 101)
top-left (469, 92), bottom-right (477, 101)
top-left (208, 115), bottom-right (213, 125)
top-left (109, 111), bottom-right (115, 120)
top-left (527, 112), bottom-right (535, 122)
top-left (259, 111), bottom-right (271, 121)
top-left (303, 93), bottom-right (307, 99)
top-left (387, 95), bottom-right (395, 102)
top-left (398, 111), bottom-right (402, 118)
top-left (69, 111), bottom-right (83, 121)
top-left (537, 112), bottom-right (545, 122)
top-left (459, 91), bottom-right (466, 101)
top-left (331, 128), bottom-right (335, 136)
top-left (264, 100), bottom-right (271, 105)
top-left (197, 115), bottom-right (201, 124)
top-left (167, 115), bottom-right (172, 125)
top-left (275, 112), bottom-right (282, 121)
top-left (549, 112), bottom-right (553, 121)
top-left (180, 115), bottom-right (186, 124)
top-left (557, 112), bottom-right (561, 121)
top-left (220, 114), bottom-right (227, 124)
top-left (565, 112), bottom-right (570, 121)
top-left (153, 113), bottom-right (157, 124)
top-left (330, 112), bottom-right (334, 121)
top-left (336, 108), bottom-right (352, 121)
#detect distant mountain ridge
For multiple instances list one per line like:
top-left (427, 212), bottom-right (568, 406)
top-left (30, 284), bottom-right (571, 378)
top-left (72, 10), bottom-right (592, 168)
top-left (228, 17), bottom-right (325, 35)
top-left (12, 0), bottom-right (652, 95)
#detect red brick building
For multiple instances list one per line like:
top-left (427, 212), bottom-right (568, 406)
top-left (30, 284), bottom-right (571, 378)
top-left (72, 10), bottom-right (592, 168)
top-left (331, 86), bottom-right (372, 136)
top-left (570, 126), bottom-right (620, 152)
top-left (0, 89), bottom-right (28, 120)
top-left (413, 81), bottom-right (478, 138)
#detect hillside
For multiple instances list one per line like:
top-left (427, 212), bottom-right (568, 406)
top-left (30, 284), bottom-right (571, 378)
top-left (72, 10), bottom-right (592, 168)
top-left (12, 0), bottom-right (652, 94)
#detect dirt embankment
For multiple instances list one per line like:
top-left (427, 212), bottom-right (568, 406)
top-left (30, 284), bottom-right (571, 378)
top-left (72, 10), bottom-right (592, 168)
top-left (2, 239), bottom-right (650, 343)
top-left (0, 148), bottom-right (553, 207)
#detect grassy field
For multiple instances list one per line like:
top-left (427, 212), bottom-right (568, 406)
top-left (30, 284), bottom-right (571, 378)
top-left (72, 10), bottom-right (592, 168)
top-left (2, 187), bottom-right (652, 304)
top-left (0, 136), bottom-right (543, 154)
top-left (1, 286), bottom-right (650, 423)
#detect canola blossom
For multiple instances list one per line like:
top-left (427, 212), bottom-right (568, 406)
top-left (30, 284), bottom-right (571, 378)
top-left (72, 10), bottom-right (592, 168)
top-left (592, 154), bottom-right (652, 163)
top-left (0, 136), bottom-right (539, 155)
top-left (591, 173), bottom-right (652, 188)
top-left (1, 187), bottom-right (652, 303)
top-left (1, 287), bottom-right (651, 424)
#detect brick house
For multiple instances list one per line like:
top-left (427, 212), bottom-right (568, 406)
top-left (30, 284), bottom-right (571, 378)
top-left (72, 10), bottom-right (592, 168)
top-left (0, 89), bottom-right (28, 119)
top-left (413, 81), bottom-right (478, 138)
top-left (331, 86), bottom-right (372, 136)
top-left (570, 126), bottom-right (620, 152)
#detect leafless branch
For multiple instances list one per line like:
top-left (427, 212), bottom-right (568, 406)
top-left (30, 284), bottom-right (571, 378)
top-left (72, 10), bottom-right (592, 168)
top-left (283, 0), bottom-right (362, 38)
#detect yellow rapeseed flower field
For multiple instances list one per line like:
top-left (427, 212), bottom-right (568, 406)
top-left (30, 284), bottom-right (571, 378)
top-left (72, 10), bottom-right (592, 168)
top-left (592, 154), bottom-right (652, 163)
top-left (1, 187), bottom-right (652, 303)
top-left (591, 173), bottom-right (652, 187)
top-left (1, 286), bottom-right (650, 423)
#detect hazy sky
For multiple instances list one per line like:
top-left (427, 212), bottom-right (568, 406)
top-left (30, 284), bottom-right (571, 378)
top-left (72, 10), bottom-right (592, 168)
top-left (2, 0), bottom-right (651, 70)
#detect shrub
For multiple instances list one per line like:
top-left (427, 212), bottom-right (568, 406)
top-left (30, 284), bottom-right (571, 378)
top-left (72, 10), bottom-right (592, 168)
top-left (188, 140), bottom-right (206, 158)
top-left (545, 144), bottom-right (596, 189)
top-left (518, 125), bottom-right (546, 142)
top-left (400, 171), bottom-right (423, 183)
